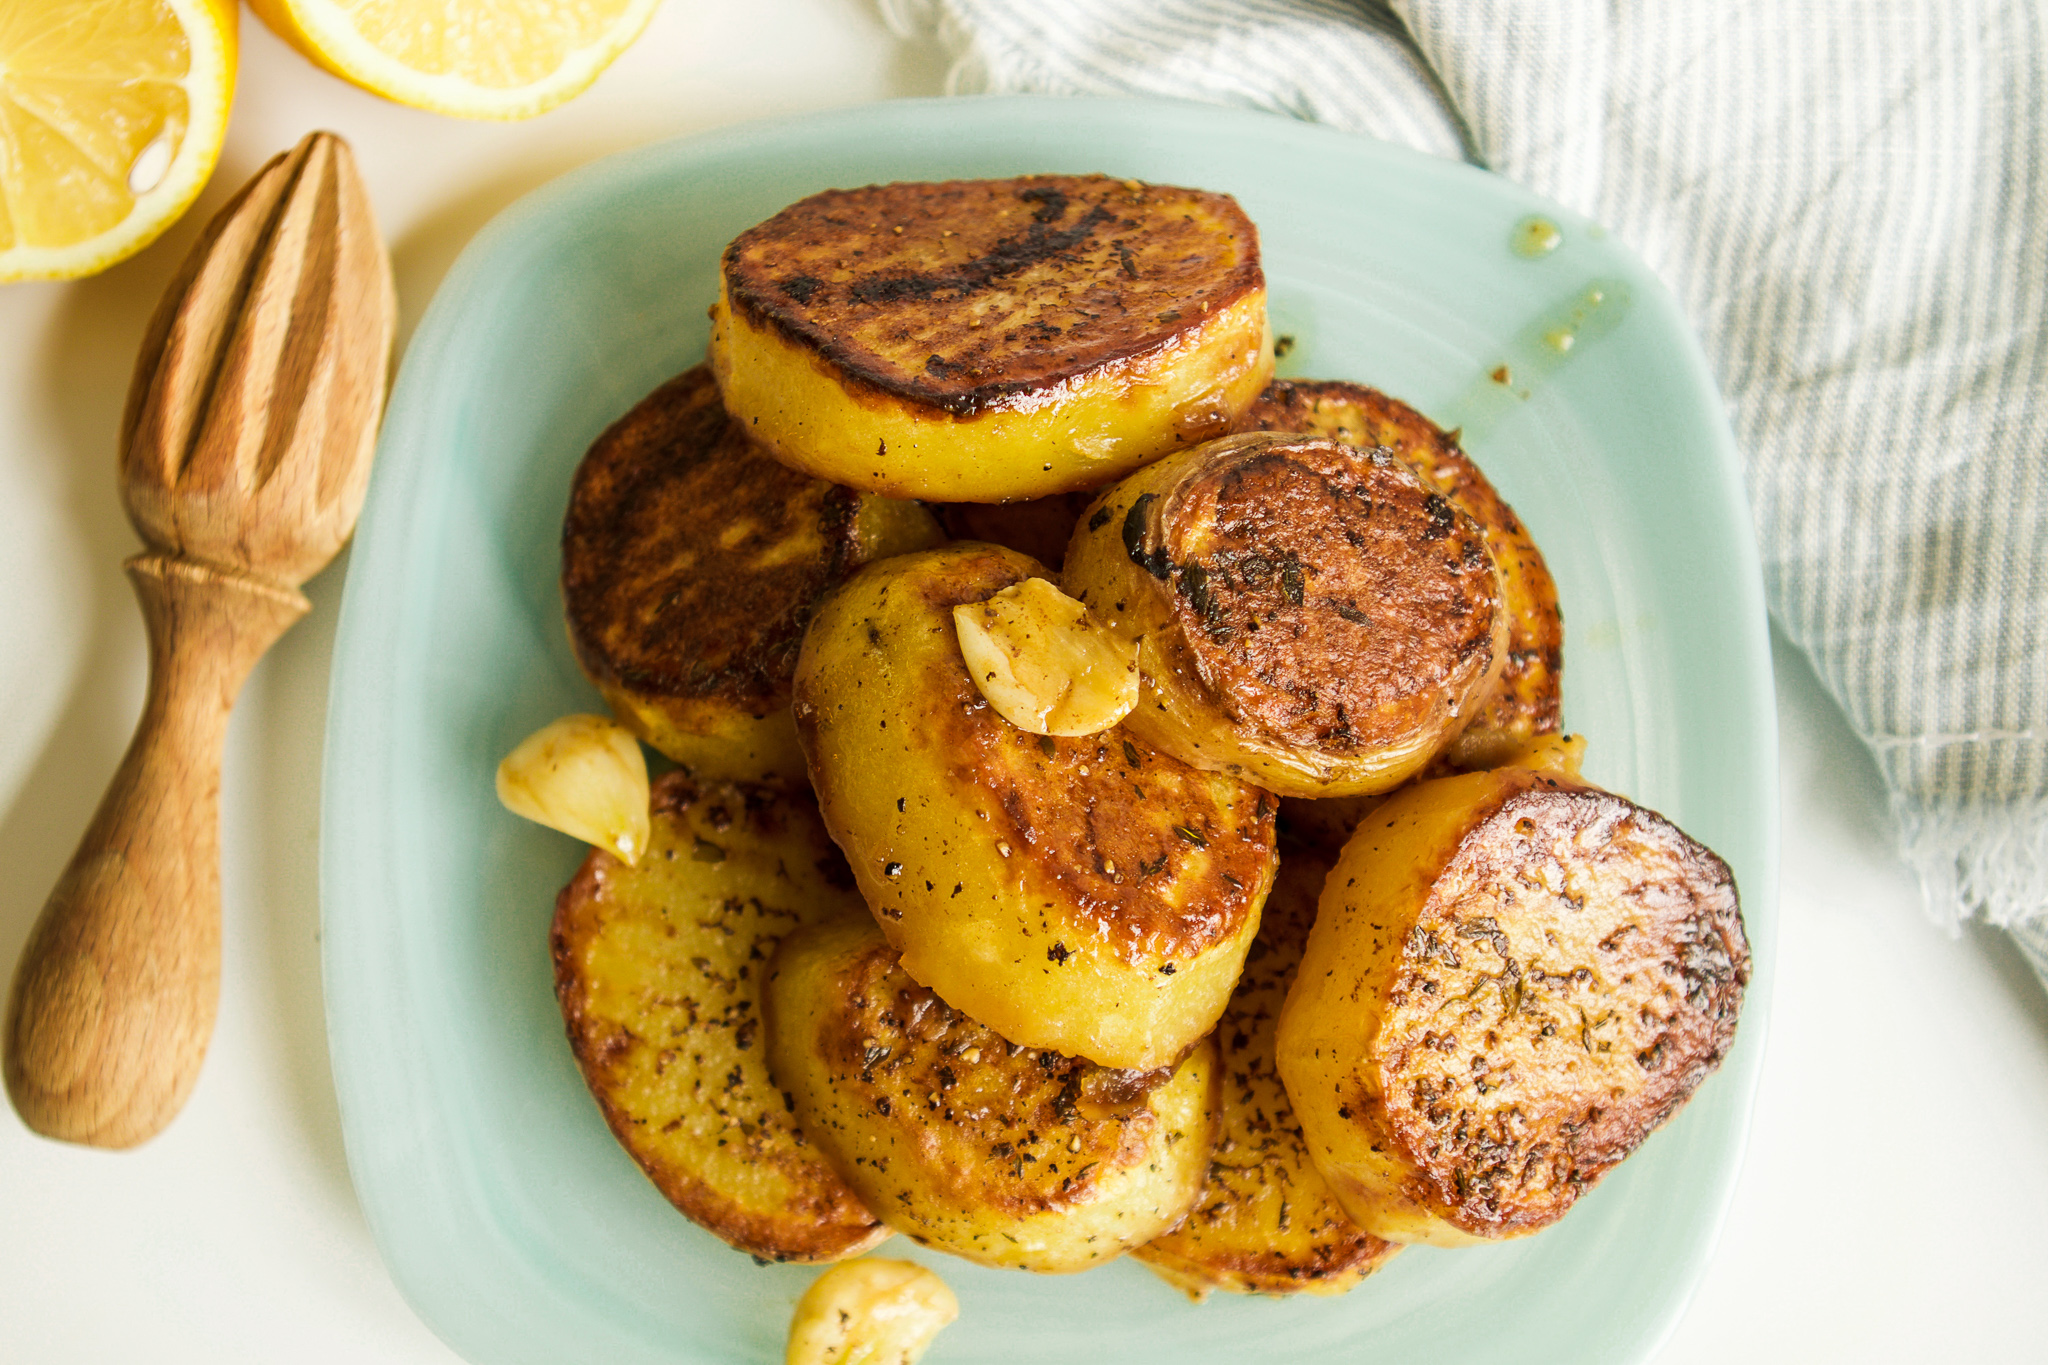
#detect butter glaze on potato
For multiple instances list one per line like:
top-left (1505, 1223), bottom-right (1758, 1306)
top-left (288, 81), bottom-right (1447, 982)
top-left (766, 917), bottom-right (1215, 1273)
top-left (709, 175), bottom-right (1274, 502)
top-left (1062, 431), bottom-right (1507, 797)
top-left (1276, 766), bottom-right (1748, 1246)
top-left (561, 365), bottom-right (939, 785)
top-left (792, 542), bottom-right (1277, 1070)
top-left (551, 771), bottom-right (888, 1263)
top-left (1236, 380), bottom-right (1562, 767)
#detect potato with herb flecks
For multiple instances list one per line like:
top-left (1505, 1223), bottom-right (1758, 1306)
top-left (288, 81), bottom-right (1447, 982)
top-left (791, 542), bottom-right (1278, 1071)
top-left (1062, 431), bottom-right (1507, 798)
top-left (1276, 765), bottom-right (1748, 1246)
top-left (552, 771), bottom-right (888, 1263)
top-left (1135, 841), bottom-right (1399, 1298)
top-left (767, 916), bottom-right (1216, 1273)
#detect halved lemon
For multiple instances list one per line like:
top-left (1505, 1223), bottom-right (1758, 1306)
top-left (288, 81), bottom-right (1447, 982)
top-left (248, 0), bottom-right (663, 121)
top-left (0, 0), bottom-right (237, 283)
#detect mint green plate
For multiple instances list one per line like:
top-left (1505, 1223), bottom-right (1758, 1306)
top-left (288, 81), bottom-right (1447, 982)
top-left (324, 95), bottom-right (1776, 1365)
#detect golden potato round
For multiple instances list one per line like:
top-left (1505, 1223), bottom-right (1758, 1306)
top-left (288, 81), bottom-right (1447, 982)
top-left (766, 916), bottom-right (1216, 1273)
top-left (551, 771), bottom-right (888, 1263)
top-left (1062, 431), bottom-right (1508, 798)
top-left (1275, 765), bottom-right (1749, 1246)
top-left (1237, 379), bottom-right (1563, 769)
top-left (562, 365), bottom-right (940, 785)
top-left (708, 175), bottom-right (1274, 503)
top-left (791, 542), bottom-right (1278, 1071)
top-left (1134, 842), bottom-right (1400, 1298)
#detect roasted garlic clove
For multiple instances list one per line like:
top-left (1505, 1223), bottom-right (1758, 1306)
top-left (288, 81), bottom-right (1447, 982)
top-left (954, 577), bottom-right (1139, 736)
top-left (785, 1258), bottom-right (958, 1365)
top-left (495, 714), bottom-right (650, 864)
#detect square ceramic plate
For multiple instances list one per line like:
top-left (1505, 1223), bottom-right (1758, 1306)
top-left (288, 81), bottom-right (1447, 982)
top-left (323, 95), bottom-right (1777, 1365)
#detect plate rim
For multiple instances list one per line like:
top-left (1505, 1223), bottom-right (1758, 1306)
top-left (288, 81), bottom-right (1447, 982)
top-left (322, 91), bottom-right (1779, 1365)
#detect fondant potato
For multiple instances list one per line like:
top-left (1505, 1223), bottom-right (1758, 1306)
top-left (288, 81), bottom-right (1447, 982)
top-left (551, 772), bottom-right (888, 1262)
top-left (1236, 380), bottom-right (1562, 768)
top-left (709, 176), bottom-right (1273, 503)
top-left (1062, 431), bottom-right (1507, 798)
top-left (562, 365), bottom-right (940, 786)
top-left (1275, 765), bottom-right (1748, 1246)
top-left (766, 916), bottom-right (1216, 1273)
top-left (791, 542), bottom-right (1277, 1070)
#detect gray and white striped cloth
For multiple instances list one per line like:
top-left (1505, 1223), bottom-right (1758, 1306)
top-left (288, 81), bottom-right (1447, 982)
top-left (884, 0), bottom-right (2048, 984)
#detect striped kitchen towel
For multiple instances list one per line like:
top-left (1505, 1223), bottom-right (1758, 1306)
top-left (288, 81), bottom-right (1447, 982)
top-left (884, 0), bottom-right (2048, 984)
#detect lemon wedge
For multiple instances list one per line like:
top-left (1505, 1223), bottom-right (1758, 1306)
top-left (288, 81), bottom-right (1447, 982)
top-left (0, 0), bottom-right (237, 283)
top-left (248, 0), bottom-right (662, 120)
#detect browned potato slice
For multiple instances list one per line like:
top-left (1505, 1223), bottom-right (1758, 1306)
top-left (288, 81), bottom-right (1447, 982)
top-left (1238, 380), bottom-right (1562, 767)
top-left (930, 491), bottom-right (1095, 571)
top-left (766, 916), bottom-right (1216, 1273)
top-left (552, 770), bottom-right (889, 1263)
top-left (792, 543), bottom-right (1278, 1071)
top-left (1135, 843), bottom-right (1400, 1298)
top-left (709, 176), bottom-right (1274, 503)
top-left (1275, 766), bottom-right (1749, 1246)
top-left (562, 365), bottom-right (940, 786)
top-left (1062, 431), bottom-right (1508, 798)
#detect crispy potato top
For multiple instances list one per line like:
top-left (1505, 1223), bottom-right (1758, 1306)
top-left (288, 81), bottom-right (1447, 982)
top-left (1239, 380), bottom-right (1561, 744)
top-left (1126, 433), bottom-right (1502, 756)
top-left (898, 545), bottom-right (1276, 965)
top-left (956, 724), bottom-right (1276, 965)
top-left (1373, 773), bottom-right (1747, 1234)
top-left (562, 365), bottom-right (863, 712)
top-left (810, 933), bottom-right (1176, 1219)
top-left (722, 176), bottom-right (1262, 417)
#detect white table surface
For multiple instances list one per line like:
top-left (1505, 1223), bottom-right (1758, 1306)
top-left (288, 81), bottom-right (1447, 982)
top-left (4, 3), bottom-right (2045, 1361)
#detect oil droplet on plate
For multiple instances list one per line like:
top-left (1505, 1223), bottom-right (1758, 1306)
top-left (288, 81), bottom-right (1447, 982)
top-left (1511, 215), bottom-right (1563, 259)
top-left (1435, 277), bottom-right (1632, 445)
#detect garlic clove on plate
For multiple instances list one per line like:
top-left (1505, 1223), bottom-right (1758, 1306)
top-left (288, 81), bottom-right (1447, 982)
top-left (495, 713), bottom-right (651, 864)
top-left (785, 1258), bottom-right (958, 1365)
top-left (954, 577), bottom-right (1139, 736)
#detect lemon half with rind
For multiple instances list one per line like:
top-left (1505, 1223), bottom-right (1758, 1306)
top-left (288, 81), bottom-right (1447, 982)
top-left (0, 0), bottom-right (236, 283)
top-left (247, 0), bottom-right (663, 121)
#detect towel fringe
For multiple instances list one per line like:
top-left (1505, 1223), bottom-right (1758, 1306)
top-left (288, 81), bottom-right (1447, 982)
top-left (1893, 793), bottom-right (2048, 934)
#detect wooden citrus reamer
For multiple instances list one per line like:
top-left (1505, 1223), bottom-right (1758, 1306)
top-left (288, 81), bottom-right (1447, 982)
top-left (3, 132), bottom-right (395, 1148)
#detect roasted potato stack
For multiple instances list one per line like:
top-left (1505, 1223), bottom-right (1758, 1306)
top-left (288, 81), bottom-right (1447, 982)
top-left (552, 771), bottom-right (888, 1263)
top-left (1238, 380), bottom-right (1563, 768)
top-left (709, 175), bottom-right (1274, 503)
top-left (562, 365), bottom-right (941, 786)
top-left (792, 543), bottom-right (1278, 1071)
top-left (1275, 765), bottom-right (1749, 1246)
top-left (766, 916), bottom-right (1217, 1273)
top-left (1063, 431), bottom-right (1508, 798)
top-left (1135, 843), bottom-right (1400, 1298)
